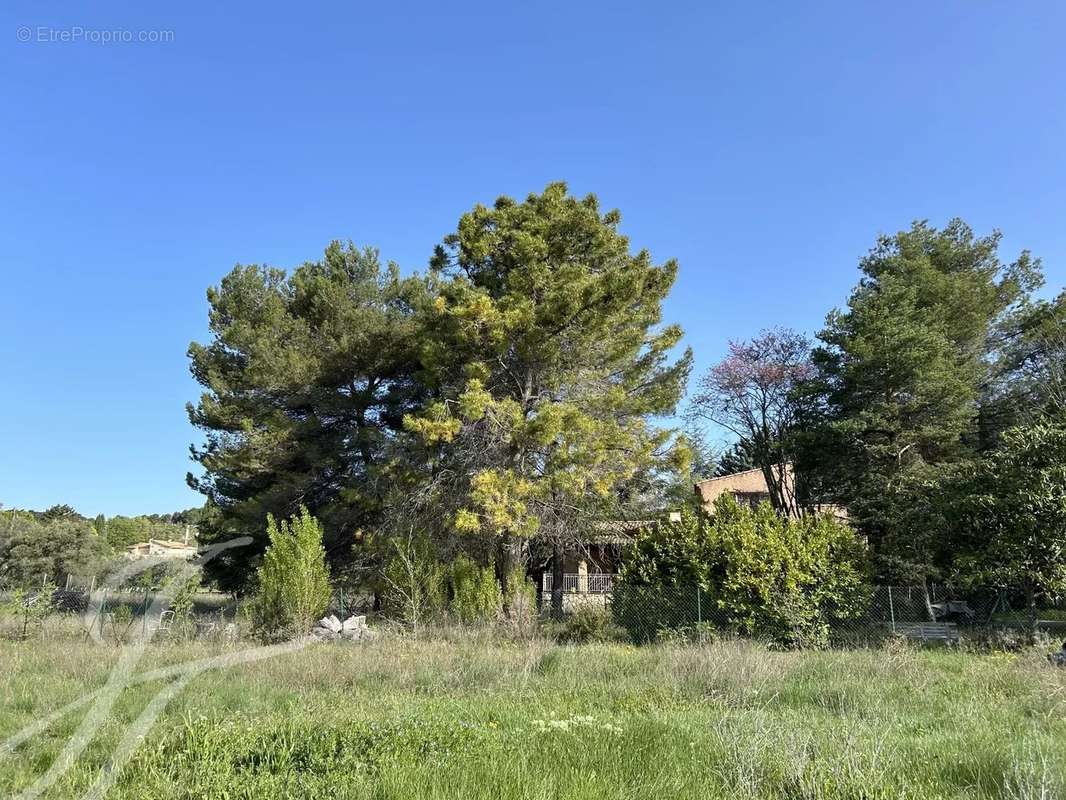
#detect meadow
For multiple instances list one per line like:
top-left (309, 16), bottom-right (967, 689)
top-left (1, 634), bottom-right (1064, 800)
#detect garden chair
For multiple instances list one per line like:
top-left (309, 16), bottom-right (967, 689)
top-left (147, 610), bottom-right (175, 635)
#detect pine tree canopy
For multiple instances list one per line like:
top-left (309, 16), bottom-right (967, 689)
top-left (802, 219), bottom-right (1044, 580)
top-left (405, 183), bottom-right (692, 543)
top-left (187, 243), bottom-right (427, 588)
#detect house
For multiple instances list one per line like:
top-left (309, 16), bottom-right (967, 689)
top-left (694, 464), bottom-right (795, 514)
top-left (125, 538), bottom-right (198, 560)
top-left (695, 464), bottom-right (848, 521)
top-left (535, 514), bottom-right (684, 609)
top-left (536, 520), bottom-right (648, 610)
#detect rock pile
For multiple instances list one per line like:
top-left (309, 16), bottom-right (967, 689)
top-left (312, 614), bottom-right (375, 642)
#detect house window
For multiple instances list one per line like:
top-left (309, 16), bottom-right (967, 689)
top-left (732, 491), bottom-right (770, 509)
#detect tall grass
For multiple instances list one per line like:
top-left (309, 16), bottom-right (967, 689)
top-left (1, 636), bottom-right (1063, 799)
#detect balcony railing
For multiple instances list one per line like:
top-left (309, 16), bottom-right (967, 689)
top-left (541, 573), bottom-right (616, 594)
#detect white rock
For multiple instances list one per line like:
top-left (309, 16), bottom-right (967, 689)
top-left (318, 615), bottom-right (341, 633)
top-left (342, 615), bottom-right (367, 631)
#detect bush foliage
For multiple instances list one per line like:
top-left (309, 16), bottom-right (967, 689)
top-left (0, 512), bottom-right (108, 587)
top-left (449, 554), bottom-right (501, 623)
top-left (380, 543), bottom-right (534, 626)
top-left (380, 535), bottom-right (448, 626)
top-left (252, 508), bottom-right (332, 640)
top-left (618, 496), bottom-right (871, 647)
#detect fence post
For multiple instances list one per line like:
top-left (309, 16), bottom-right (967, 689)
top-left (142, 589), bottom-right (150, 635)
top-left (887, 585), bottom-right (896, 634)
top-left (696, 585), bottom-right (702, 624)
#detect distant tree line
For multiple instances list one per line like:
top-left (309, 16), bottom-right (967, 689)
top-left (0, 504), bottom-right (200, 587)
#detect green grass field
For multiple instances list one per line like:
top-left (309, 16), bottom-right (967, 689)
top-left (1, 635), bottom-right (1064, 799)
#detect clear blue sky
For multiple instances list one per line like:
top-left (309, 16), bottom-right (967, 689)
top-left (1, 1), bottom-right (1064, 516)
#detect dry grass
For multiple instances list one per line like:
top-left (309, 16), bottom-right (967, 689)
top-left (1, 633), bottom-right (1064, 799)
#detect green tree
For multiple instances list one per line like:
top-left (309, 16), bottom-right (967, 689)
top-left (187, 242), bottom-right (428, 591)
top-left (251, 507), bottom-right (332, 640)
top-left (0, 512), bottom-right (108, 586)
top-left (379, 532), bottom-right (447, 630)
top-left (448, 554), bottom-right (501, 623)
top-left (801, 220), bottom-right (1042, 580)
top-left (984, 291), bottom-right (1066, 438)
top-left (404, 183), bottom-right (691, 613)
top-left (41, 504), bottom-right (80, 523)
top-left (947, 423), bottom-right (1066, 641)
top-left (657, 424), bottom-right (715, 511)
top-left (715, 440), bottom-right (758, 476)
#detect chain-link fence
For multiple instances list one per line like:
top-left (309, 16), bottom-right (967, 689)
top-left (604, 583), bottom-right (1066, 646)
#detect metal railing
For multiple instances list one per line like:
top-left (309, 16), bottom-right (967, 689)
top-left (541, 573), bottom-right (616, 594)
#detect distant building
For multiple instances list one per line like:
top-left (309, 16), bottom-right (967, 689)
top-left (695, 465), bottom-right (794, 513)
top-left (694, 463), bottom-right (847, 521)
top-left (125, 539), bottom-right (198, 560)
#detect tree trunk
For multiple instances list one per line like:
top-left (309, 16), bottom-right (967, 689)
top-left (761, 461), bottom-right (798, 518)
top-left (496, 535), bottom-right (526, 617)
top-left (551, 538), bottom-right (565, 620)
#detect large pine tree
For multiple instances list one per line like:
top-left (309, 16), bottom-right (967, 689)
top-left (403, 183), bottom-right (691, 609)
top-left (802, 220), bottom-right (1042, 581)
top-left (187, 243), bottom-right (426, 590)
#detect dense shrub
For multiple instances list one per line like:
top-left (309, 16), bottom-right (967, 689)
top-left (617, 496), bottom-right (871, 647)
top-left (557, 602), bottom-right (620, 643)
top-left (379, 543), bottom-right (526, 628)
top-left (165, 574), bottom-right (202, 639)
top-left (946, 422), bottom-right (1066, 641)
top-left (252, 508), bottom-right (332, 640)
top-left (449, 555), bottom-right (501, 623)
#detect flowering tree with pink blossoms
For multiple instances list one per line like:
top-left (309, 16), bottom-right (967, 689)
top-left (688, 328), bottom-right (814, 516)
